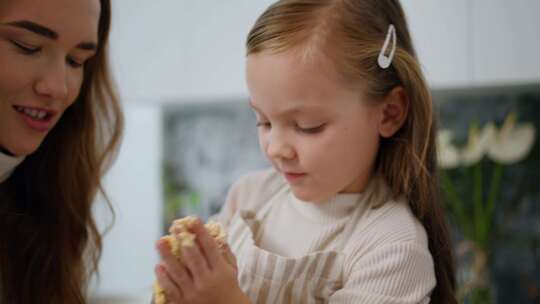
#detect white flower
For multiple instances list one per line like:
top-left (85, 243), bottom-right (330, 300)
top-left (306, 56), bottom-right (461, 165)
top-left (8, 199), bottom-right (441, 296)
top-left (461, 123), bottom-right (497, 166)
top-left (487, 113), bottom-right (536, 164)
top-left (437, 113), bottom-right (536, 169)
top-left (437, 130), bottom-right (461, 169)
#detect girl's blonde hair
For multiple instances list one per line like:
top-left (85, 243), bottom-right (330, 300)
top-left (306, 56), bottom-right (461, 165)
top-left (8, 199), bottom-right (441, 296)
top-left (247, 1), bottom-right (456, 302)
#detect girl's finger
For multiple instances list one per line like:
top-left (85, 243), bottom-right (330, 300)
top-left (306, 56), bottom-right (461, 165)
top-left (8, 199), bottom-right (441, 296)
top-left (163, 262), bottom-right (194, 295)
top-left (156, 239), bottom-right (194, 294)
top-left (155, 263), bottom-right (182, 302)
top-left (182, 240), bottom-right (210, 285)
top-left (221, 243), bottom-right (238, 270)
top-left (192, 220), bottom-right (222, 269)
top-left (156, 238), bottom-right (180, 267)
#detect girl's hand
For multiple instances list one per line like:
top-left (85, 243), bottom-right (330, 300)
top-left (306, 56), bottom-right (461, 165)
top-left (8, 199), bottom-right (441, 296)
top-left (154, 219), bottom-right (249, 304)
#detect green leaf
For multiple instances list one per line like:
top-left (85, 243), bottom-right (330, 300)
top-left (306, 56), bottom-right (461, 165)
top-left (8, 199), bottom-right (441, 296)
top-left (478, 163), bottom-right (504, 245)
top-left (441, 170), bottom-right (473, 238)
top-left (472, 161), bottom-right (485, 246)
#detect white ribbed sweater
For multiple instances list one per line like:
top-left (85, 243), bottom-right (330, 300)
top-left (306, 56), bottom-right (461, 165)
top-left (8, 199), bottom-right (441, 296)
top-left (0, 151), bottom-right (24, 183)
top-left (217, 168), bottom-right (436, 304)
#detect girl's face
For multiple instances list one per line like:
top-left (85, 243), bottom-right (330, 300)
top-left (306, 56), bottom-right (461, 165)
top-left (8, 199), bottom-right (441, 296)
top-left (0, 0), bottom-right (100, 156)
top-left (246, 51), bottom-right (382, 203)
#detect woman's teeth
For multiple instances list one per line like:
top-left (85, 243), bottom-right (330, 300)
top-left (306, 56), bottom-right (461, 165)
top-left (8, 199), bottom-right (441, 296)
top-left (14, 106), bottom-right (48, 120)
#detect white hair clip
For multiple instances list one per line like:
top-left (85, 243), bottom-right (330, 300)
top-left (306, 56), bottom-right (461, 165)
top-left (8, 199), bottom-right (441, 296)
top-left (377, 24), bottom-right (396, 69)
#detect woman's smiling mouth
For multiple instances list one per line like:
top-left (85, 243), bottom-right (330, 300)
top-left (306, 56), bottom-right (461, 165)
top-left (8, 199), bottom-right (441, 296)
top-left (13, 105), bottom-right (57, 132)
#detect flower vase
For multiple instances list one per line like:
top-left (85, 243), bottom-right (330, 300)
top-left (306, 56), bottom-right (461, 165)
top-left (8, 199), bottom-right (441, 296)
top-left (457, 240), bottom-right (496, 304)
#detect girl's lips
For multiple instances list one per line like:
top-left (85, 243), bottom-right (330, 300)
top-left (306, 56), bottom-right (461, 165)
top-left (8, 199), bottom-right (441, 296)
top-left (284, 172), bottom-right (307, 183)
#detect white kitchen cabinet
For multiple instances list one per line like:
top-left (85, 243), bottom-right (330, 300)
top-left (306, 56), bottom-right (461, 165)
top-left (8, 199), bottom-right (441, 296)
top-left (471, 0), bottom-right (540, 85)
top-left (109, 0), bottom-right (275, 103)
top-left (401, 1), bottom-right (471, 88)
top-left (109, 1), bottom-right (540, 103)
top-left (179, 1), bottom-right (275, 101)
top-left (109, 1), bottom-right (188, 103)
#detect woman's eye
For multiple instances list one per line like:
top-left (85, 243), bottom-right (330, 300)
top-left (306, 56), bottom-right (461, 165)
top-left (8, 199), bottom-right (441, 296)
top-left (10, 40), bottom-right (40, 54)
top-left (66, 57), bottom-right (83, 68)
top-left (297, 124), bottom-right (325, 134)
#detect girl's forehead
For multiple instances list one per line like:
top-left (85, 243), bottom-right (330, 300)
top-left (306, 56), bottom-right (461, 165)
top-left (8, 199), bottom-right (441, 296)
top-left (247, 51), bottom-right (363, 113)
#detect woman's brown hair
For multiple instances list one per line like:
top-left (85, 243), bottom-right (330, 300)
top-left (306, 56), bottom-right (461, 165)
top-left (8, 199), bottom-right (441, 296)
top-left (247, 0), bottom-right (456, 303)
top-left (0, 0), bottom-right (123, 302)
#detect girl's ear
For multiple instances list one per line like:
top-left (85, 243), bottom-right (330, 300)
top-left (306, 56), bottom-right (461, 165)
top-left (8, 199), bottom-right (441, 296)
top-left (377, 86), bottom-right (409, 138)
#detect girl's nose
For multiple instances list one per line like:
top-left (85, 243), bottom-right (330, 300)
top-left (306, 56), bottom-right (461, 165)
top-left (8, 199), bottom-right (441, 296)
top-left (266, 132), bottom-right (296, 160)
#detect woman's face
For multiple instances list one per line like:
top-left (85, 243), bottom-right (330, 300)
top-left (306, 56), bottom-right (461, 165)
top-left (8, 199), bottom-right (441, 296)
top-left (0, 0), bottom-right (100, 156)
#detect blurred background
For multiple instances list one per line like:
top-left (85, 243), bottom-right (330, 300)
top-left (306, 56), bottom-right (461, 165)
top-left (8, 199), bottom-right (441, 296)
top-left (88, 1), bottom-right (540, 303)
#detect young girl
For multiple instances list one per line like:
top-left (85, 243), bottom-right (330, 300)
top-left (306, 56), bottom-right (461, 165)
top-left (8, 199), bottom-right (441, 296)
top-left (0, 0), bottom-right (123, 302)
top-left (154, 0), bottom-right (456, 303)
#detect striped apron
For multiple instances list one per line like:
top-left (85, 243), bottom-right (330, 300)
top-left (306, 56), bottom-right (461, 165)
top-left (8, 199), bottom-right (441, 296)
top-left (227, 189), bottom-right (363, 304)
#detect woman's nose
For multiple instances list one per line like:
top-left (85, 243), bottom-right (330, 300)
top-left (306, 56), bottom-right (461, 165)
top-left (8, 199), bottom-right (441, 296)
top-left (33, 60), bottom-right (69, 101)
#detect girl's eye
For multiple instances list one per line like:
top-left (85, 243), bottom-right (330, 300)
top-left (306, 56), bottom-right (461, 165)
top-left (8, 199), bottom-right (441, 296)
top-left (256, 121), bottom-right (271, 129)
top-left (10, 40), bottom-right (41, 54)
top-left (296, 124), bottom-right (325, 134)
top-left (66, 57), bottom-right (83, 69)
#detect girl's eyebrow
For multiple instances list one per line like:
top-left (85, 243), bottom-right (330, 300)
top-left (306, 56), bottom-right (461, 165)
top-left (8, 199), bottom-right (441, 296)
top-left (3, 20), bottom-right (97, 52)
top-left (249, 100), bottom-right (324, 116)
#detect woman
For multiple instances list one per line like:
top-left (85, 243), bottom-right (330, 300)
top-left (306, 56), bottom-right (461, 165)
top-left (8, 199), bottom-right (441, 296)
top-left (0, 0), bottom-right (123, 302)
